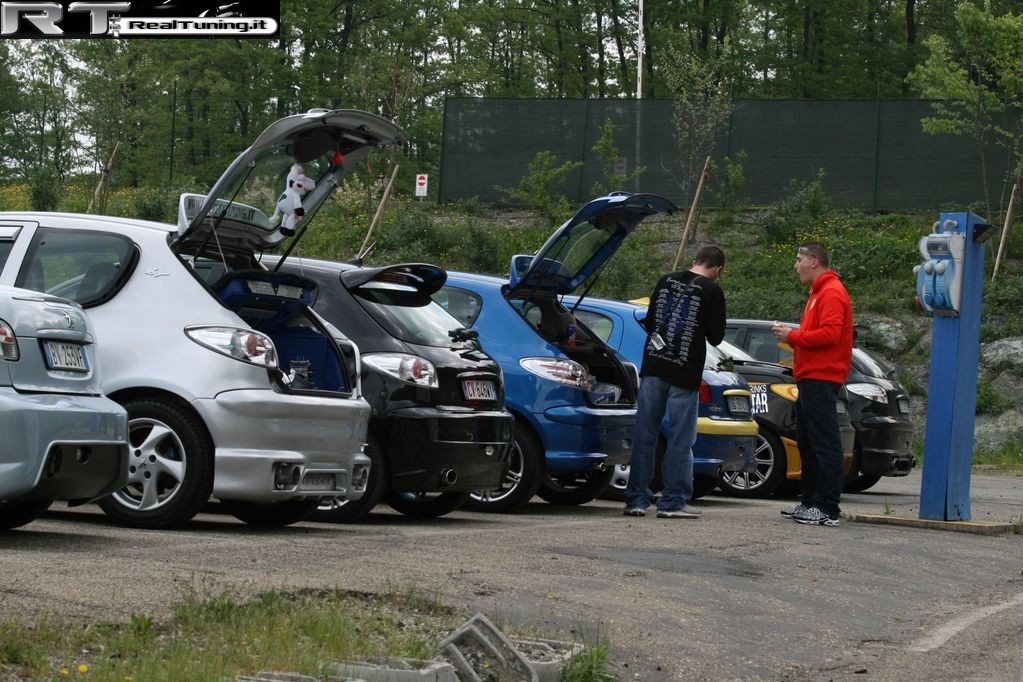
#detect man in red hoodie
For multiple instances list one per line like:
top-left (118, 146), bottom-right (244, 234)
top-left (771, 242), bottom-right (853, 526)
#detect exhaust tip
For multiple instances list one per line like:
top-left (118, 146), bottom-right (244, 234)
top-left (439, 468), bottom-right (457, 486)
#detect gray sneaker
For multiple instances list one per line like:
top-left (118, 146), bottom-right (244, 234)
top-left (780, 503), bottom-right (808, 517)
top-left (623, 507), bottom-right (646, 517)
top-left (656, 506), bottom-right (702, 519)
top-left (793, 506), bottom-right (839, 526)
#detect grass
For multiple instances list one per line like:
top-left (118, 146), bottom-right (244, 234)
top-left (0, 588), bottom-right (612, 682)
top-left (972, 438), bottom-right (1023, 474)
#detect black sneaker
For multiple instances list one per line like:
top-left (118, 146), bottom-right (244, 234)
top-left (793, 507), bottom-right (839, 526)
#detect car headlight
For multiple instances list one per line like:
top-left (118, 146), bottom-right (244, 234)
top-left (520, 357), bottom-right (589, 390)
top-left (0, 318), bottom-right (18, 361)
top-left (363, 353), bottom-right (438, 388)
top-left (185, 326), bottom-right (277, 368)
top-left (769, 383), bottom-right (799, 402)
top-left (846, 382), bottom-right (889, 404)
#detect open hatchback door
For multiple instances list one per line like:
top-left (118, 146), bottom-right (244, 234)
top-left (507, 192), bottom-right (676, 300)
top-left (173, 109), bottom-right (407, 255)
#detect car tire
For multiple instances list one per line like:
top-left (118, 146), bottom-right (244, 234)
top-left (845, 472), bottom-right (882, 493)
top-left (691, 475), bottom-right (718, 499)
top-left (537, 466), bottom-right (614, 506)
top-left (98, 398), bottom-right (214, 529)
top-left (0, 500), bottom-right (51, 530)
top-left (220, 498), bottom-right (320, 526)
top-left (385, 492), bottom-right (470, 518)
top-left (314, 434), bottom-right (388, 523)
top-left (464, 422), bottom-right (543, 513)
top-left (718, 428), bottom-right (787, 498)
top-left (843, 439), bottom-right (882, 493)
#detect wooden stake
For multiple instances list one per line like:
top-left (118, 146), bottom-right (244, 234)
top-left (673, 155), bottom-right (712, 270)
top-left (992, 176), bottom-right (1019, 282)
top-left (359, 164), bottom-right (400, 259)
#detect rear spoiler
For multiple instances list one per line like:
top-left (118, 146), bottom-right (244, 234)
top-left (339, 263), bottom-right (446, 294)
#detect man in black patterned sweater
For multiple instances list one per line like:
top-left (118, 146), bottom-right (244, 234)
top-left (623, 245), bottom-right (726, 519)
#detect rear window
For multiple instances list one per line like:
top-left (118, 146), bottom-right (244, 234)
top-left (0, 240), bottom-right (12, 272)
top-left (15, 228), bottom-right (136, 307)
top-left (853, 347), bottom-right (896, 379)
top-left (352, 281), bottom-right (463, 347)
top-left (433, 286), bottom-right (483, 328)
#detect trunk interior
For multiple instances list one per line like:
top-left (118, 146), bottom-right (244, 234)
top-left (512, 293), bottom-right (637, 407)
top-left (195, 262), bottom-right (351, 396)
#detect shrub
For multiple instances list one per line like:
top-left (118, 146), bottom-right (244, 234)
top-left (754, 169), bottom-right (832, 244)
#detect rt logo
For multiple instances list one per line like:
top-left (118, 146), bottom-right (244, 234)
top-left (1, 2), bottom-right (130, 36)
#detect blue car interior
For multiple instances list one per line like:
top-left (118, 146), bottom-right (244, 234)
top-left (213, 269), bottom-right (347, 392)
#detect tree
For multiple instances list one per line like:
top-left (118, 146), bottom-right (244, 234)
top-left (908, 2), bottom-right (1023, 221)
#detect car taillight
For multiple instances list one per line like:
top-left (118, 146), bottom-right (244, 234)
top-left (699, 380), bottom-right (712, 404)
top-left (846, 382), bottom-right (889, 404)
top-left (363, 353), bottom-right (439, 388)
top-left (185, 326), bottom-right (278, 368)
top-left (0, 319), bottom-right (18, 361)
top-left (519, 357), bottom-right (590, 390)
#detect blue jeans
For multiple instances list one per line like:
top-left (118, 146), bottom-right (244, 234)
top-left (625, 375), bottom-right (698, 511)
top-left (795, 379), bottom-right (844, 518)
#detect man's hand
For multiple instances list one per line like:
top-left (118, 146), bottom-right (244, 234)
top-left (771, 322), bottom-right (790, 343)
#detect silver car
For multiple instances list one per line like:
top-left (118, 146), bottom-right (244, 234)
top-left (0, 109), bottom-right (407, 528)
top-left (0, 285), bottom-right (128, 530)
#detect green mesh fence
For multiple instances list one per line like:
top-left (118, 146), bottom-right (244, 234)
top-left (439, 97), bottom-right (1015, 211)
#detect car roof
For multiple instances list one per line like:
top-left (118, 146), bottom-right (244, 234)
top-left (0, 211), bottom-right (176, 234)
top-left (566, 295), bottom-right (642, 315)
top-left (444, 271), bottom-right (506, 287)
top-left (261, 254), bottom-right (358, 274)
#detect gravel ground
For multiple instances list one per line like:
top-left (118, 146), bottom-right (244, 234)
top-left (2, 470), bottom-right (1022, 681)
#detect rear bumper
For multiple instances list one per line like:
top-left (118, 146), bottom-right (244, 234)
top-left (538, 405), bottom-right (636, 471)
top-left (195, 389), bottom-right (371, 502)
top-left (857, 417), bottom-right (916, 476)
top-left (379, 407), bottom-right (514, 492)
top-left (693, 423), bottom-right (758, 477)
top-left (0, 389), bottom-right (129, 503)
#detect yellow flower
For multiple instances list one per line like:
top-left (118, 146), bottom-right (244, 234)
top-left (78, 664), bottom-right (89, 673)
top-left (60, 669), bottom-right (70, 677)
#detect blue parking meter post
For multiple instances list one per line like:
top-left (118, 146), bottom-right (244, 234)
top-left (917, 211), bottom-right (991, 521)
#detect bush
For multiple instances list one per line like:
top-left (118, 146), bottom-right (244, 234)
top-left (754, 169), bottom-right (832, 244)
top-left (496, 150), bottom-right (582, 228)
top-left (28, 171), bottom-right (62, 211)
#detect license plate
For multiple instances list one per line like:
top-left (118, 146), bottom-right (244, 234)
top-left (726, 395), bottom-right (750, 414)
top-left (462, 379), bottom-right (496, 401)
top-left (898, 398), bottom-right (910, 414)
top-left (43, 341), bottom-right (89, 372)
top-left (301, 473), bottom-right (336, 491)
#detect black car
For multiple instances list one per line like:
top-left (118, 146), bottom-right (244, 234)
top-left (724, 319), bottom-right (915, 492)
top-left (712, 340), bottom-right (856, 497)
top-left (266, 255), bottom-right (515, 521)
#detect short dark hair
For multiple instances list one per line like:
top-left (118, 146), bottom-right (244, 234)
top-left (694, 244), bottom-right (725, 268)
top-left (798, 241), bottom-right (830, 268)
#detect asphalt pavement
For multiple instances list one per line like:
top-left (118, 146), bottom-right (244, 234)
top-left (2, 469), bottom-right (1022, 681)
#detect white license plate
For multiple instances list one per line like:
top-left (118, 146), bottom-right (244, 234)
top-left (898, 399), bottom-right (910, 414)
top-left (301, 473), bottom-right (336, 491)
top-left (462, 379), bottom-right (497, 401)
top-left (726, 395), bottom-right (750, 413)
top-left (43, 341), bottom-right (89, 372)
